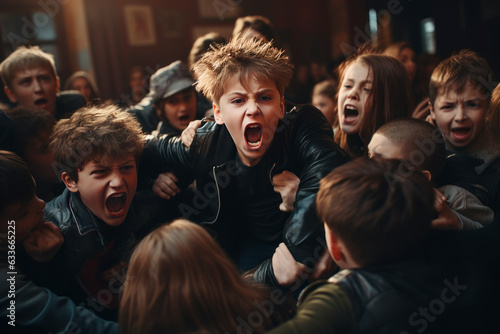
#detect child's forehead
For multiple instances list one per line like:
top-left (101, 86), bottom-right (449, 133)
top-left (438, 80), bottom-right (484, 100)
top-left (224, 73), bottom-right (277, 92)
top-left (13, 65), bottom-right (55, 78)
top-left (80, 154), bottom-right (136, 169)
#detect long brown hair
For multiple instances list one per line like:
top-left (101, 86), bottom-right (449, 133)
top-left (334, 54), bottom-right (412, 158)
top-left (120, 219), bottom-right (275, 334)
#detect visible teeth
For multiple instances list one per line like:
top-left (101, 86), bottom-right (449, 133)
top-left (248, 124), bottom-right (260, 128)
top-left (248, 140), bottom-right (261, 147)
top-left (110, 193), bottom-right (124, 198)
top-left (345, 105), bottom-right (357, 110)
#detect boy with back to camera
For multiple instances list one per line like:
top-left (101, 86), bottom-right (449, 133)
top-left (269, 158), bottom-right (457, 333)
top-left (146, 37), bottom-right (348, 288)
top-left (0, 46), bottom-right (85, 119)
top-left (0, 151), bottom-right (119, 333)
top-left (368, 118), bottom-right (493, 230)
top-left (38, 106), bottom-right (169, 321)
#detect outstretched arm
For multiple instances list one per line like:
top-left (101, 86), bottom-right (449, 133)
top-left (252, 106), bottom-right (349, 287)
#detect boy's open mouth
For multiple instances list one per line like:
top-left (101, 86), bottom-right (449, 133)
top-left (179, 114), bottom-right (191, 122)
top-left (344, 105), bottom-right (359, 122)
top-left (451, 127), bottom-right (472, 140)
top-left (244, 123), bottom-right (263, 149)
top-left (105, 193), bottom-right (127, 216)
top-left (34, 98), bottom-right (48, 108)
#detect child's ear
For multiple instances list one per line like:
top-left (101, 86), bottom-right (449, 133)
top-left (61, 172), bottom-right (78, 193)
top-left (428, 100), bottom-right (436, 120)
top-left (154, 104), bottom-right (163, 120)
top-left (4, 86), bottom-right (17, 104)
top-left (421, 170), bottom-right (432, 182)
top-left (213, 104), bottom-right (224, 125)
top-left (325, 226), bottom-right (344, 262)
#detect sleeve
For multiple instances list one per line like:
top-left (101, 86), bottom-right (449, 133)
top-left (1, 265), bottom-right (119, 334)
top-left (440, 185), bottom-right (494, 230)
top-left (266, 282), bottom-right (355, 334)
top-left (253, 107), bottom-right (349, 287)
top-left (140, 132), bottom-right (196, 188)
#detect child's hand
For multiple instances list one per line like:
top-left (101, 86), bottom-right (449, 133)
top-left (23, 221), bottom-right (64, 262)
top-left (432, 188), bottom-right (462, 230)
top-left (181, 120), bottom-right (202, 148)
top-left (309, 248), bottom-right (338, 282)
top-left (272, 171), bottom-right (300, 213)
top-left (272, 242), bottom-right (308, 287)
top-left (153, 172), bottom-right (181, 200)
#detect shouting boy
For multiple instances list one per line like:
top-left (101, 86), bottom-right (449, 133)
top-left (146, 37), bottom-right (348, 287)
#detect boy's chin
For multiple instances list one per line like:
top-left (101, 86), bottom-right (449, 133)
top-left (102, 216), bottom-right (127, 227)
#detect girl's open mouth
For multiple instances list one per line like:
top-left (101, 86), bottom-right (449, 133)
top-left (343, 105), bottom-right (359, 123)
top-left (244, 123), bottom-right (263, 149)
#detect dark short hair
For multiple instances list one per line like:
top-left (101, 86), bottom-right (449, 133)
top-left (0, 151), bottom-right (35, 216)
top-left (312, 80), bottom-right (337, 100)
top-left (6, 106), bottom-right (56, 159)
top-left (375, 118), bottom-right (446, 177)
top-left (232, 15), bottom-right (275, 42)
top-left (188, 32), bottom-right (227, 69)
top-left (317, 157), bottom-right (434, 266)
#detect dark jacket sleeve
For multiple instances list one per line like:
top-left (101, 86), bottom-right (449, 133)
top-left (1, 263), bottom-right (118, 334)
top-left (253, 106), bottom-right (349, 287)
top-left (141, 121), bottom-right (219, 188)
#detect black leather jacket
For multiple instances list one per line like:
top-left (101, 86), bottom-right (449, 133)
top-left (145, 105), bottom-right (348, 286)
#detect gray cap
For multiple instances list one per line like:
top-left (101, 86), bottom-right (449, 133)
top-left (150, 60), bottom-right (195, 104)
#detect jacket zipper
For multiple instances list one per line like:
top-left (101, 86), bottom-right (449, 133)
top-left (268, 163), bottom-right (276, 183)
top-left (203, 165), bottom-right (222, 225)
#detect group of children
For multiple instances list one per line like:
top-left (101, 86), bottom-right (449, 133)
top-left (1, 27), bottom-right (500, 334)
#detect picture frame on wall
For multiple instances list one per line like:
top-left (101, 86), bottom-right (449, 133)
top-left (155, 9), bottom-right (186, 39)
top-left (124, 5), bottom-right (157, 46)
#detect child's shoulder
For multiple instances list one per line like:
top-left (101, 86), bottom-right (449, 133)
top-left (283, 104), bottom-right (334, 137)
top-left (44, 188), bottom-right (78, 232)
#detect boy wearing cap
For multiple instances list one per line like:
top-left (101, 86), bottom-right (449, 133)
top-left (128, 60), bottom-right (198, 135)
top-left (145, 37), bottom-right (348, 288)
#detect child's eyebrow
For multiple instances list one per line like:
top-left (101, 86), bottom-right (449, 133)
top-left (226, 90), bottom-right (248, 96)
top-left (16, 75), bottom-right (32, 81)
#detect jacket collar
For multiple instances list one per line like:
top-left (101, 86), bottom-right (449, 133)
top-left (213, 124), bottom-right (238, 166)
top-left (68, 191), bottom-right (100, 236)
